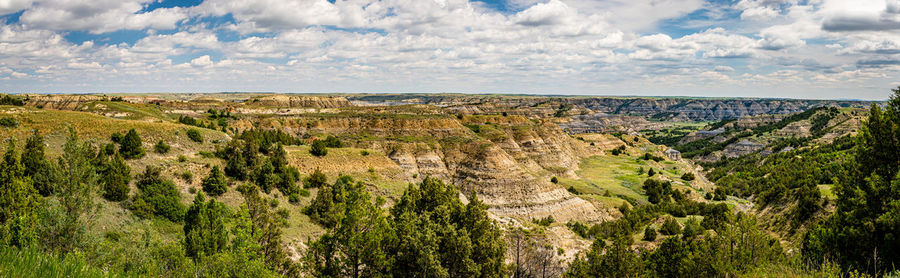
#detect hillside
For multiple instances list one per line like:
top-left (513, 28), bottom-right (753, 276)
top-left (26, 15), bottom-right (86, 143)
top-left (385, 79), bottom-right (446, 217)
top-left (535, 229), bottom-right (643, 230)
top-left (0, 92), bottom-right (890, 277)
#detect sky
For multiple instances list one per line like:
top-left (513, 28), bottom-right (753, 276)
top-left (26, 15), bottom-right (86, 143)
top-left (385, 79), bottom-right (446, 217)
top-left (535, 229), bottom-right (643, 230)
top-left (0, 0), bottom-right (898, 100)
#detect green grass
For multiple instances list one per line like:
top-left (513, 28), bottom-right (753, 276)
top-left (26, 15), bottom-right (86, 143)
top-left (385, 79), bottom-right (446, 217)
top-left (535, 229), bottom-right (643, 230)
top-left (0, 246), bottom-right (118, 278)
top-left (818, 184), bottom-right (836, 200)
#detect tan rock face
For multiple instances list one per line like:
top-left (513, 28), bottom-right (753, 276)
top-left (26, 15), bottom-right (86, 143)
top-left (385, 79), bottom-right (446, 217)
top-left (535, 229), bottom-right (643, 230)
top-left (249, 114), bottom-right (603, 223)
top-left (250, 95), bottom-right (352, 108)
top-left (23, 94), bottom-right (108, 110)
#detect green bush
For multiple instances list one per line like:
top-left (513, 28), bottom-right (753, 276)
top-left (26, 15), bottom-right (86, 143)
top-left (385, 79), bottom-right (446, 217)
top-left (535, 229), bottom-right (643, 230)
top-left (202, 166), bottom-right (228, 196)
top-left (153, 140), bottom-right (170, 154)
top-left (288, 193), bottom-right (300, 204)
top-left (0, 95), bottom-right (24, 106)
top-left (660, 217), bottom-right (681, 236)
top-left (309, 140), bottom-right (327, 157)
top-left (360, 150), bottom-right (370, 156)
top-left (186, 129), bottom-right (203, 143)
top-left (0, 117), bottom-right (17, 127)
top-left (681, 172), bottom-right (695, 181)
top-left (551, 176), bottom-right (559, 184)
top-left (323, 135), bottom-right (343, 148)
top-left (132, 166), bottom-right (186, 221)
top-left (119, 129), bottom-right (145, 159)
top-left (100, 154), bottom-right (131, 202)
top-left (304, 169), bottom-right (328, 189)
top-left (533, 215), bottom-right (555, 226)
top-left (643, 226), bottom-right (658, 241)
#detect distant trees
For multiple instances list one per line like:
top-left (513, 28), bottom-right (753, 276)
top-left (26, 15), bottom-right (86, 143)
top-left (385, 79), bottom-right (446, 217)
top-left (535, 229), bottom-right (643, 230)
top-left (643, 179), bottom-right (672, 204)
top-left (119, 129), bottom-right (145, 159)
top-left (681, 172), bottom-right (695, 181)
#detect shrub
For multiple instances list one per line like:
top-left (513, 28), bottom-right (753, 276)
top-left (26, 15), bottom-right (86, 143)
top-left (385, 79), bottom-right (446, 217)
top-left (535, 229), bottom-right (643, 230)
top-left (551, 176), bottom-right (559, 184)
top-left (360, 150), bottom-right (370, 156)
top-left (299, 188), bottom-right (310, 197)
top-left (681, 172), bottom-right (695, 181)
top-left (288, 193), bottom-right (300, 204)
top-left (0, 95), bottom-right (24, 106)
top-left (132, 166), bottom-right (186, 221)
top-left (533, 215), bottom-right (555, 226)
top-left (119, 129), bottom-right (145, 159)
top-left (322, 135), bottom-right (343, 148)
top-left (180, 171), bottom-right (193, 182)
top-left (0, 117), bottom-right (17, 127)
top-left (660, 217), bottom-right (681, 236)
top-left (186, 129), bottom-right (202, 143)
top-left (153, 140), bottom-right (170, 154)
top-left (643, 226), bottom-right (658, 241)
top-left (567, 186), bottom-right (580, 195)
top-left (100, 154), bottom-right (131, 202)
top-left (177, 155), bottom-right (187, 162)
top-left (202, 166), bottom-right (227, 196)
top-left (309, 140), bottom-right (327, 157)
top-left (648, 168), bottom-right (656, 177)
top-left (110, 132), bottom-right (124, 143)
top-left (610, 145), bottom-right (626, 156)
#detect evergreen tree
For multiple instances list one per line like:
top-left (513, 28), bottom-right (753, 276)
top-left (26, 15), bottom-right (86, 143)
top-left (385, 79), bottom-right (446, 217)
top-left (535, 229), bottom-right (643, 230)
top-left (119, 129), bottom-right (145, 159)
top-left (100, 153), bottom-right (131, 202)
top-left (225, 151), bottom-right (248, 181)
top-left (132, 166), bottom-right (186, 222)
top-left (803, 87), bottom-right (900, 274)
top-left (304, 168), bottom-right (327, 188)
top-left (202, 166), bottom-right (228, 196)
top-left (643, 226), bottom-right (657, 241)
top-left (183, 193), bottom-right (228, 261)
top-left (0, 140), bottom-right (39, 248)
top-left (21, 129), bottom-right (58, 196)
top-left (309, 140), bottom-right (327, 157)
top-left (47, 129), bottom-right (100, 253)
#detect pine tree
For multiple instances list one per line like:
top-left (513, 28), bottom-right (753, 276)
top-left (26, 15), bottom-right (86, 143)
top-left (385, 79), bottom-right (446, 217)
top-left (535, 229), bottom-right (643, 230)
top-left (183, 193), bottom-right (228, 260)
top-left (0, 140), bottom-right (39, 247)
top-left (309, 140), bottom-right (327, 157)
top-left (119, 129), bottom-right (145, 159)
top-left (100, 153), bottom-right (131, 201)
top-left (202, 166), bottom-right (228, 196)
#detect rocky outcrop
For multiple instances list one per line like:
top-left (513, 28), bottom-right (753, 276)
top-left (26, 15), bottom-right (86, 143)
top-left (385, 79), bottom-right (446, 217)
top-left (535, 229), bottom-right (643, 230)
top-left (559, 113), bottom-right (668, 134)
top-left (250, 95), bottom-right (352, 108)
top-left (22, 94), bottom-right (108, 110)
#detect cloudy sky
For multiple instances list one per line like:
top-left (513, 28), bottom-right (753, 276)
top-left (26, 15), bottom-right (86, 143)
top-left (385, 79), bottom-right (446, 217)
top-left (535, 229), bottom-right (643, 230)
top-left (0, 0), bottom-right (898, 100)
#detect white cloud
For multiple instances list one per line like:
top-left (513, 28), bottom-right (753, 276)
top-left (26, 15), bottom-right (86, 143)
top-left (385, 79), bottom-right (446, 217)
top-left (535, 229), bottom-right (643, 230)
top-left (0, 0), bottom-right (32, 15)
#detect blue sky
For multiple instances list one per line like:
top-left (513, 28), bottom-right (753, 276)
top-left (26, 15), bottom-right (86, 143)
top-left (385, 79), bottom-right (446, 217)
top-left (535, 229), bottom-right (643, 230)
top-left (0, 0), bottom-right (898, 100)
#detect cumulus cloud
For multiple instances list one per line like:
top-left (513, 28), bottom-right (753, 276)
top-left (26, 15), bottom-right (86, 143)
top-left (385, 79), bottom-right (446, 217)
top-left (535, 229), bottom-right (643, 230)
top-left (0, 0), bottom-right (896, 99)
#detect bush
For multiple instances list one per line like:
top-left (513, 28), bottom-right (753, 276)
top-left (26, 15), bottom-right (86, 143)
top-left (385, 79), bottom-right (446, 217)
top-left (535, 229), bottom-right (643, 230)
top-left (119, 129), bottom-right (145, 159)
top-left (0, 117), bottom-right (17, 127)
top-left (288, 193), bottom-right (300, 204)
top-left (648, 168), bottom-right (656, 177)
top-left (360, 150), bottom-right (370, 156)
top-left (533, 215), bottom-right (555, 226)
top-left (110, 132), bottom-right (124, 143)
top-left (660, 217), bottom-right (681, 235)
top-left (322, 135), bottom-right (343, 148)
top-left (610, 145), bottom-right (626, 155)
top-left (177, 155), bottom-right (187, 162)
top-left (180, 171), bottom-right (193, 182)
top-left (567, 186), bottom-right (580, 195)
top-left (186, 129), bottom-right (203, 143)
top-left (202, 166), bottom-right (228, 196)
top-left (0, 95), bottom-right (24, 106)
top-left (299, 188), bottom-right (310, 197)
top-left (153, 140), bottom-right (170, 154)
top-left (309, 140), bottom-right (327, 157)
top-left (681, 172), bottom-right (695, 181)
top-left (551, 176), bottom-right (559, 184)
top-left (100, 154), bottom-right (131, 202)
top-left (643, 226), bottom-right (658, 241)
top-left (132, 166), bottom-right (186, 221)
